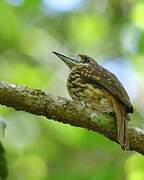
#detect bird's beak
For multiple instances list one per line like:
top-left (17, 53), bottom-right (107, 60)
top-left (53, 51), bottom-right (79, 68)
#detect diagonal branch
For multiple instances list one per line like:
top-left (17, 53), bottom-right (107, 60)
top-left (0, 81), bottom-right (143, 155)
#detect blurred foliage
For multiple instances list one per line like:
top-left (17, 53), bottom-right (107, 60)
top-left (0, 0), bottom-right (144, 179)
top-left (0, 141), bottom-right (8, 180)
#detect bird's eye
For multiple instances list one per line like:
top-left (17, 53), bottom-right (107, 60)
top-left (84, 58), bottom-right (90, 63)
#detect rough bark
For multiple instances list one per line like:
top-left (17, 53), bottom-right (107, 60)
top-left (0, 81), bottom-right (143, 155)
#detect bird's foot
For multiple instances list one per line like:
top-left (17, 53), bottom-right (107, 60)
top-left (80, 101), bottom-right (86, 109)
top-left (72, 100), bottom-right (86, 110)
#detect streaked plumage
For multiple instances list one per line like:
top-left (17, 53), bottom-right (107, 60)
top-left (53, 52), bottom-right (133, 150)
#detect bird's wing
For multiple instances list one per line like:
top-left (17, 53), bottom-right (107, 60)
top-left (77, 65), bottom-right (133, 113)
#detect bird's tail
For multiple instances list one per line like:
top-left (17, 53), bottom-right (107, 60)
top-left (112, 98), bottom-right (129, 150)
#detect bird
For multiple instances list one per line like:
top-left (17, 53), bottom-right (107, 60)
top-left (53, 51), bottom-right (133, 150)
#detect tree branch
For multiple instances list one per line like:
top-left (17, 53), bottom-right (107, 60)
top-left (0, 81), bottom-right (143, 155)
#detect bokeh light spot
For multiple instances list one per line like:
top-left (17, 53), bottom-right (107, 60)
top-left (125, 153), bottom-right (144, 180)
top-left (43, 0), bottom-right (83, 12)
top-left (5, 0), bottom-right (24, 6)
top-left (69, 14), bottom-right (108, 45)
top-left (131, 2), bottom-right (144, 30)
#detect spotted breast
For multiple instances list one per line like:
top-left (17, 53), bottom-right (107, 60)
top-left (67, 66), bottom-right (112, 111)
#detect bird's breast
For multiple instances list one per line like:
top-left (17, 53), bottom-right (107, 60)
top-left (67, 71), bottom-right (112, 109)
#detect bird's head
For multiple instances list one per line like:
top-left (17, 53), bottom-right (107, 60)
top-left (53, 51), bottom-right (98, 69)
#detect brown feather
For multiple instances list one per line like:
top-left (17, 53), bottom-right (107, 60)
top-left (111, 97), bottom-right (129, 150)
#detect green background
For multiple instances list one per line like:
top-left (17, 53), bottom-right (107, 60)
top-left (0, 0), bottom-right (144, 179)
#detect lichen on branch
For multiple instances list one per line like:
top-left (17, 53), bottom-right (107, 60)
top-left (0, 81), bottom-right (143, 155)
